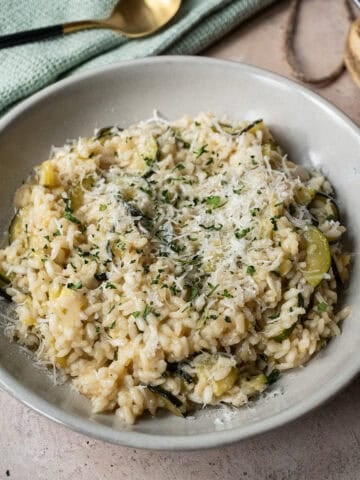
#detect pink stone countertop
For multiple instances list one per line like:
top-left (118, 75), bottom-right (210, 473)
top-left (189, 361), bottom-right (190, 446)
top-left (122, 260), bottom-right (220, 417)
top-left (1, 1), bottom-right (359, 479)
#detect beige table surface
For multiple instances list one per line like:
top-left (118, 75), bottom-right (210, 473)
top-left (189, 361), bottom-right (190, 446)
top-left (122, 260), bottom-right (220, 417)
top-left (1, 1), bottom-right (360, 479)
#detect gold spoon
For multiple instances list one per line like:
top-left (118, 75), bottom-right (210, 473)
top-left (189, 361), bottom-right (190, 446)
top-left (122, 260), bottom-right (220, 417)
top-left (0, 0), bottom-right (182, 49)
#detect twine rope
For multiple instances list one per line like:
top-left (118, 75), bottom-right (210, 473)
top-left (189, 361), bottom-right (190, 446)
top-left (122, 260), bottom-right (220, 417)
top-left (284, 0), bottom-right (356, 86)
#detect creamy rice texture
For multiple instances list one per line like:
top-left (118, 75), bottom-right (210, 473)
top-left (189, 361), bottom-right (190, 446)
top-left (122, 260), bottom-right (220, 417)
top-left (0, 113), bottom-right (350, 424)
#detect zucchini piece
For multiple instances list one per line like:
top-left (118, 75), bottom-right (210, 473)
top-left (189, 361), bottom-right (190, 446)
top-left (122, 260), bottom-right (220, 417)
top-left (266, 369), bottom-right (280, 385)
top-left (138, 135), bottom-right (159, 176)
top-left (278, 259), bottom-right (292, 277)
top-left (241, 373), bottom-right (267, 396)
top-left (0, 270), bottom-right (11, 301)
top-left (332, 253), bottom-right (350, 285)
top-left (70, 176), bottom-right (95, 211)
top-left (39, 160), bottom-right (58, 188)
top-left (94, 126), bottom-right (121, 142)
top-left (212, 367), bottom-right (238, 396)
top-left (0, 271), bottom-right (10, 286)
top-left (309, 192), bottom-right (339, 223)
top-left (166, 362), bottom-right (194, 384)
top-left (294, 186), bottom-right (316, 205)
top-left (147, 385), bottom-right (186, 417)
top-left (9, 212), bottom-right (22, 243)
top-left (303, 226), bottom-right (331, 287)
top-left (124, 136), bottom-right (159, 176)
top-left (218, 119), bottom-right (264, 137)
top-left (271, 323), bottom-right (296, 342)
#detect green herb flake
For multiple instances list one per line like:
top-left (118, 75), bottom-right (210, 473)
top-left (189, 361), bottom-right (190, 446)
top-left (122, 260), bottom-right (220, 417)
top-left (95, 326), bottom-right (100, 333)
top-left (194, 144), bottom-right (208, 158)
top-left (222, 289), bottom-right (233, 298)
top-left (109, 321), bottom-right (116, 329)
top-left (206, 195), bottom-right (222, 209)
top-left (199, 223), bottom-right (223, 231)
top-left (270, 217), bottom-right (278, 231)
top-left (175, 163), bottom-right (185, 170)
top-left (67, 281), bottom-right (82, 290)
top-left (250, 208), bottom-right (260, 217)
top-left (53, 229), bottom-right (61, 237)
top-left (235, 228), bottom-right (250, 239)
top-left (63, 197), bottom-right (81, 224)
top-left (188, 285), bottom-right (200, 303)
top-left (170, 283), bottom-right (181, 296)
top-left (143, 304), bottom-right (152, 319)
top-left (233, 188), bottom-right (242, 195)
top-left (207, 282), bottom-right (219, 297)
top-left (105, 282), bottom-right (116, 289)
top-left (247, 265), bottom-right (256, 275)
top-left (317, 302), bottom-right (328, 312)
top-left (143, 156), bottom-right (154, 167)
top-left (131, 311), bottom-right (141, 318)
top-left (175, 137), bottom-right (190, 149)
top-left (99, 204), bottom-right (107, 211)
top-left (224, 316), bottom-right (232, 323)
top-left (64, 210), bottom-right (81, 224)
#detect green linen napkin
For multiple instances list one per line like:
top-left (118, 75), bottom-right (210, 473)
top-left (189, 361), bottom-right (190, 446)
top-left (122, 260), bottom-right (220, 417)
top-left (0, 0), bottom-right (277, 115)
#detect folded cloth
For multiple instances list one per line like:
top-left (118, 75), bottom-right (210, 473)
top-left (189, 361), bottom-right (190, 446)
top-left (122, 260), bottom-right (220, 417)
top-left (0, 0), bottom-right (277, 114)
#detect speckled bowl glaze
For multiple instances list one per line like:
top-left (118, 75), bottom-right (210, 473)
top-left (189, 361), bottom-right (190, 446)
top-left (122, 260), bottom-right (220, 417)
top-left (0, 57), bottom-right (359, 450)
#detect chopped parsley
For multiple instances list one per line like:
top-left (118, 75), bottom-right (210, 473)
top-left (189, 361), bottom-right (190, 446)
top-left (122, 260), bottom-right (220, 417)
top-left (199, 223), bottom-right (223, 231)
top-left (235, 228), bottom-right (250, 239)
top-left (206, 195), bottom-right (222, 209)
top-left (194, 144), bottom-right (208, 158)
top-left (67, 281), bottom-right (82, 290)
top-left (105, 282), bottom-right (116, 289)
top-left (99, 204), bottom-right (107, 211)
top-left (175, 163), bottom-right (186, 170)
top-left (247, 265), bottom-right (256, 275)
top-left (131, 311), bottom-right (141, 318)
top-left (270, 216), bottom-right (278, 231)
top-left (224, 316), bottom-right (232, 323)
top-left (188, 285), bottom-right (200, 303)
top-left (143, 304), bottom-right (152, 319)
top-left (317, 302), bottom-right (328, 312)
top-left (63, 197), bottom-right (81, 224)
top-left (109, 321), bottom-right (116, 329)
top-left (207, 282), bottom-right (219, 297)
top-left (53, 229), bottom-right (61, 237)
top-left (222, 289), bottom-right (233, 298)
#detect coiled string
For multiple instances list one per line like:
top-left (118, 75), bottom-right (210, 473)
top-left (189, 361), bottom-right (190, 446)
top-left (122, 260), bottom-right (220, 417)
top-left (284, 0), bottom-right (356, 86)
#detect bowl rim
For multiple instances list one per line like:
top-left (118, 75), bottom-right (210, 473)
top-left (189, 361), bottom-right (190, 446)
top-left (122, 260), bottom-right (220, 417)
top-left (0, 55), bottom-right (359, 450)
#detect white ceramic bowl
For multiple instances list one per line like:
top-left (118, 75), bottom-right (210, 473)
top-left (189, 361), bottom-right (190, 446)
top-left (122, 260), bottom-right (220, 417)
top-left (0, 57), bottom-right (359, 450)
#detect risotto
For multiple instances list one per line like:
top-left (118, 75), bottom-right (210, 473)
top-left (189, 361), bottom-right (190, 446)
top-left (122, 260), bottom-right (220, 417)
top-left (0, 113), bottom-right (350, 424)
